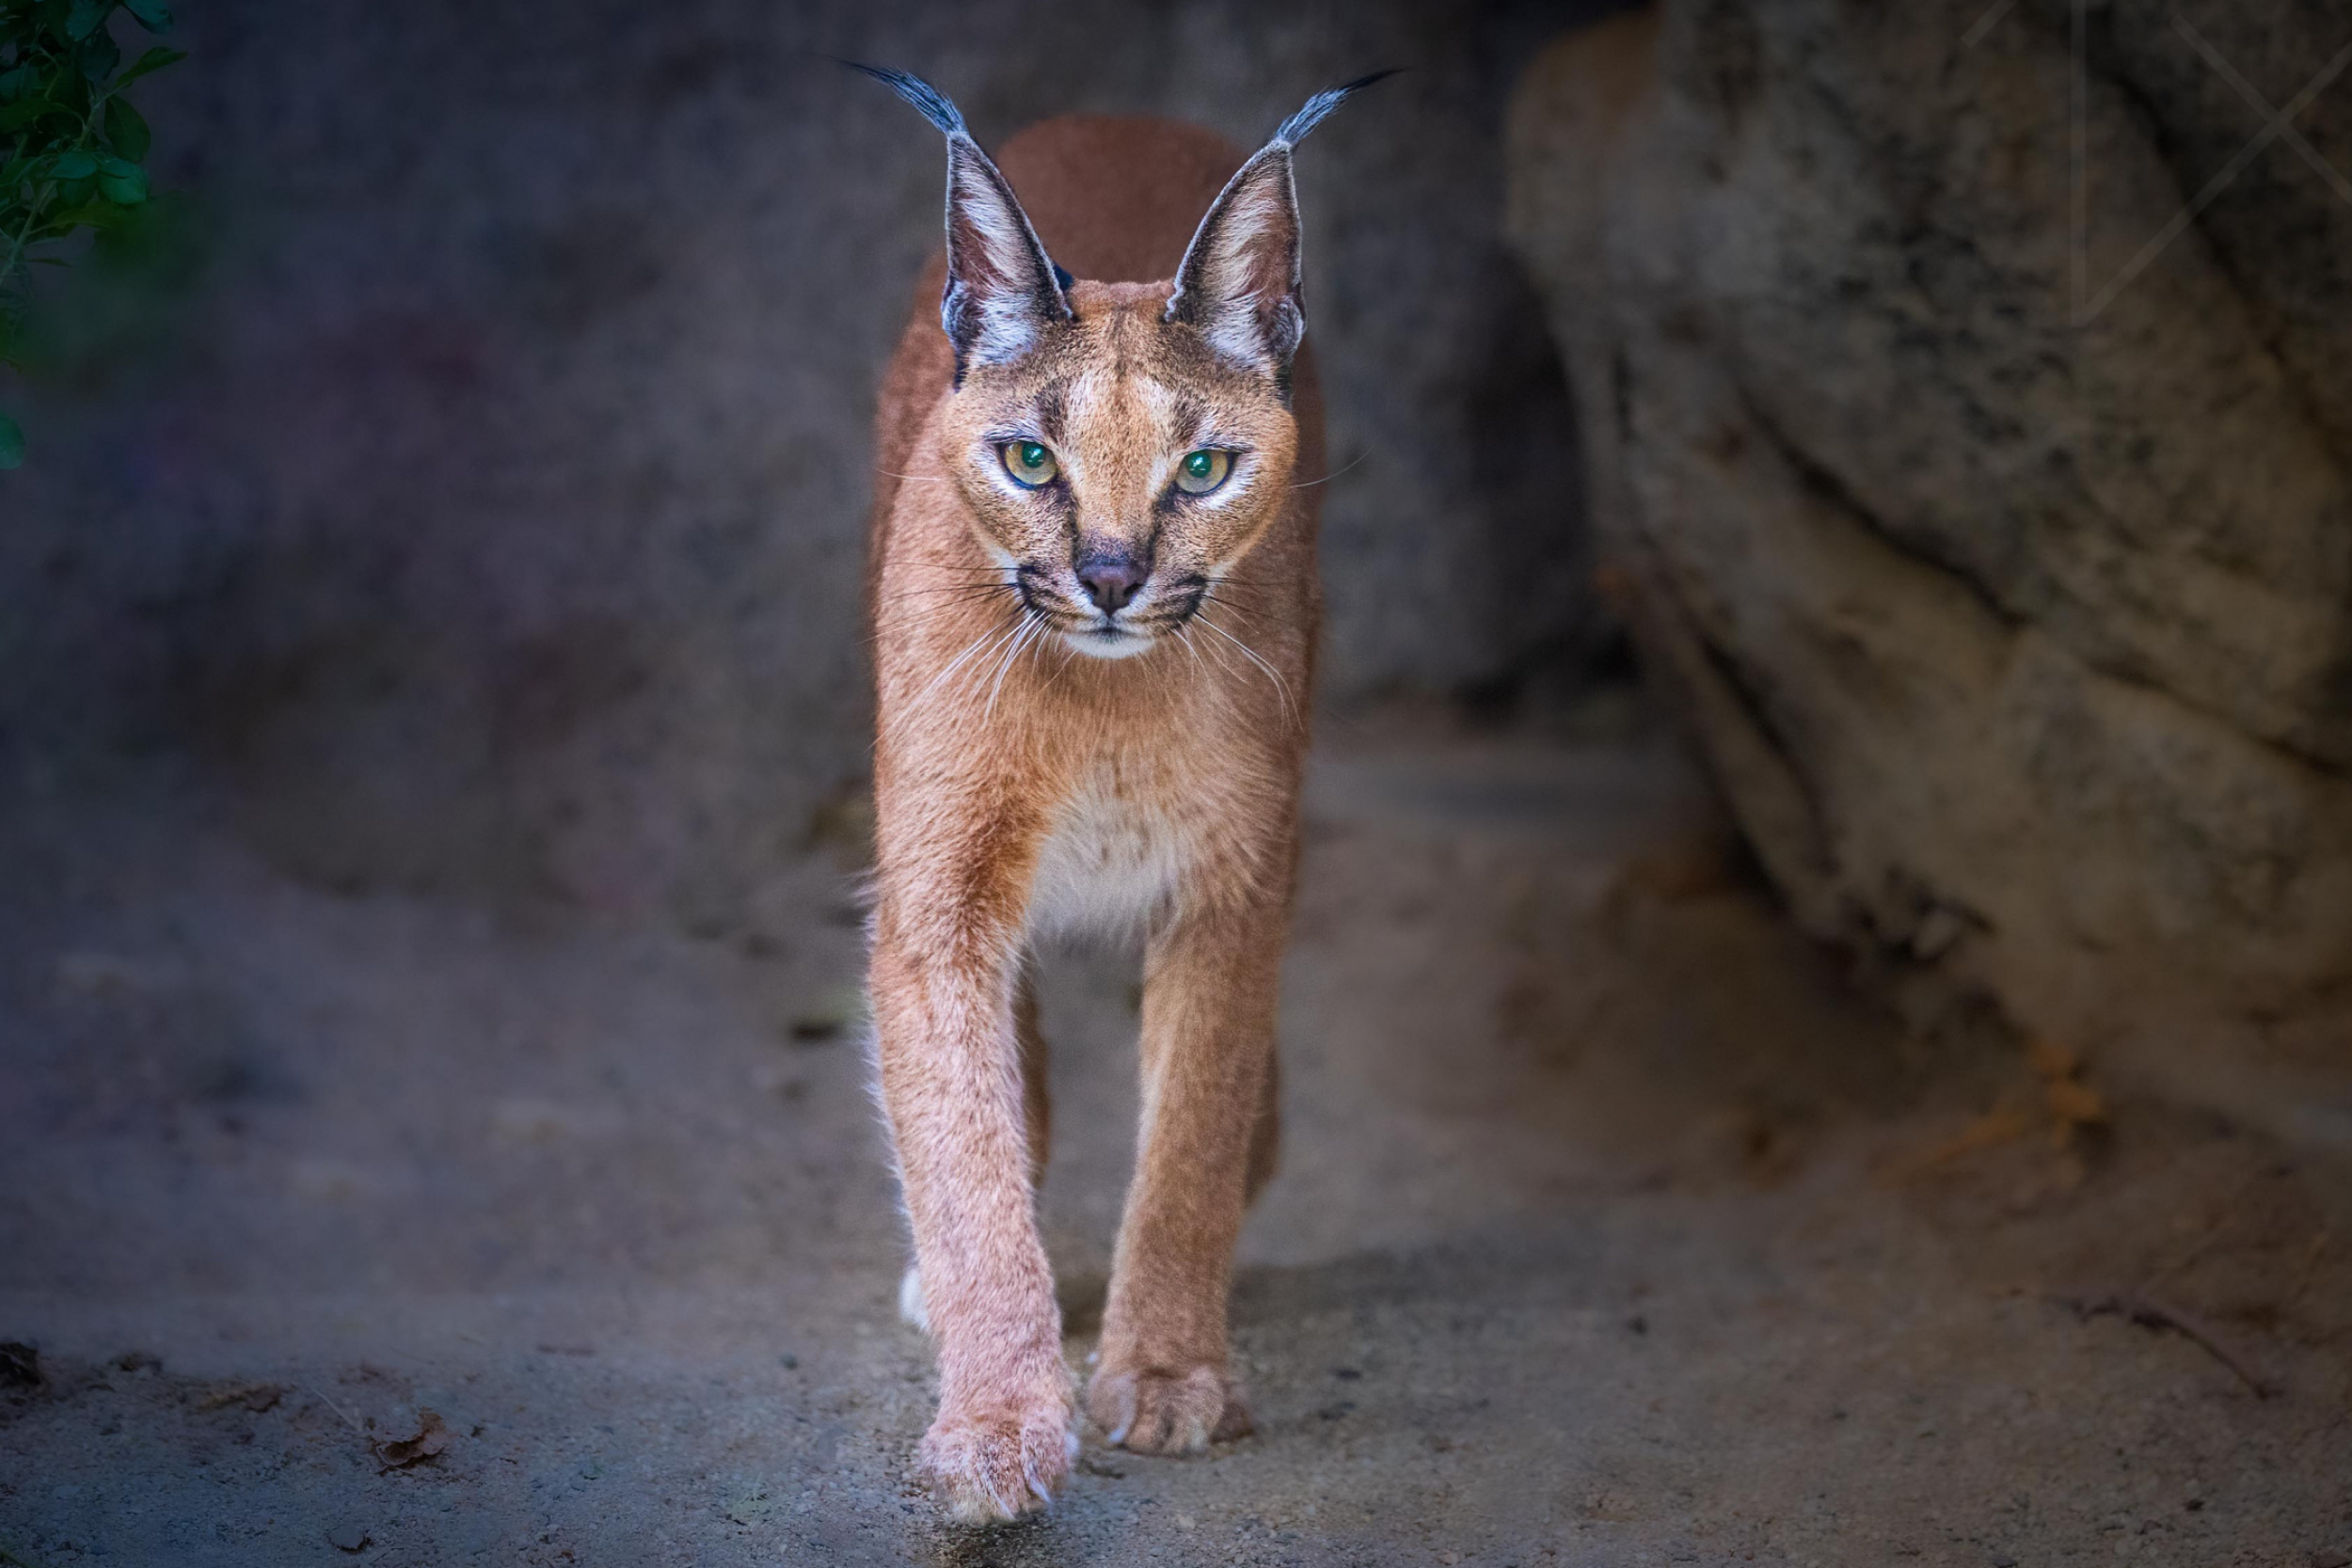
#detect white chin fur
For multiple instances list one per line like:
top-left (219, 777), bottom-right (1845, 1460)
top-left (1062, 626), bottom-right (1157, 660)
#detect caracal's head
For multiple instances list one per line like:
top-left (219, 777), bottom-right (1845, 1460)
top-left (859, 68), bottom-right (1386, 660)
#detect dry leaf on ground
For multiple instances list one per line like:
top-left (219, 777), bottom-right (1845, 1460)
top-left (373, 1409), bottom-right (453, 1469)
top-left (199, 1381), bottom-right (283, 1413)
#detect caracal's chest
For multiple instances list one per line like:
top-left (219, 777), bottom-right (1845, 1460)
top-left (1025, 758), bottom-right (1200, 942)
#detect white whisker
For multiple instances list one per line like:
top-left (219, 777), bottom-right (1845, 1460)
top-left (890, 611), bottom-right (1025, 735)
top-left (1195, 610), bottom-right (1298, 731)
top-left (1289, 451), bottom-right (1367, 490)
top-left (983, 612), bottom-right (1047, 721)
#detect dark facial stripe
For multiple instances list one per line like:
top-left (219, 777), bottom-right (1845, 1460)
top-left (1034, 381), bottom-right (1067, 446)
top-left (1171, 392), bottom-right (1212, 449)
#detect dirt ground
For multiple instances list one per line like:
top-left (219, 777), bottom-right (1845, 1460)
top-left (3, 713), bottom-right (2348, 1567)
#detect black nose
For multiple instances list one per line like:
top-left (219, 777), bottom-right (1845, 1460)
top-left (1076, 557), bottom-right (1147, 615)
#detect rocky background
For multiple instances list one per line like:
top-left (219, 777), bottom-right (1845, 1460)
top-left (1509, 0), bottom-right (2352, 1140)
top-left (0, 0), bottom-right (1612, 930)
top-left (7, 6), bottom-right (2352, 1560)
top-left (7, 0), bottom-right (2349, 1136)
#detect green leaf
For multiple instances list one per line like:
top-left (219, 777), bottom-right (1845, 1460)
top-left (114, 44), bottom-right (184, 87)
top-left (78, 28), bottom-right (119, 83)
top-left (50, 148), bottom-right (96, 179)
top-left (40, 198), bottom-right (129, 231)
top-left (0, 93), bottom-right (79, 133)
top-left (0, 64), bottom-right (38, 102)
top-left (97, 163), bottom-right (146, 203)
top-left (102, 94), bottom-right (148, 158)
top-left (64, 0), bottom-right (109, 40)
top-left (121, 0), bottom-right (170, 30)
top-left (0, 414), bottom-right (24, 470)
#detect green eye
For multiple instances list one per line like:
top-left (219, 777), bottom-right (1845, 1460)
top-left (1002, 440), bottom-right (1057, 487)
top-left (1175, 448), bottom-right (1232, 495)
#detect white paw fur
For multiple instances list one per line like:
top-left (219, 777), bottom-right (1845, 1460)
top-left (898, 1264), bottom-right (929, 1333)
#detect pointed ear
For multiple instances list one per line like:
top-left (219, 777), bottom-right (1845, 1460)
top-left (1165, 143), bottom-right (1306, 375)
top-left (1165, 71), bottom-right (1395, 377)
top-left (849, 64), bottom-right (1072, 376)
top-left (941, 135), bottom-right (1073, 372)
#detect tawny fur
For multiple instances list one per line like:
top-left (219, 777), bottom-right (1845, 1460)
top-left (865, 111), bottom-right (1326, 1522)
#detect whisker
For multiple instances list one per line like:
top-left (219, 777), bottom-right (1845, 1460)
top-left (890, 609), bottom-right (1025, 729)
top-left (1201, 575), bottom-right (1271, 609)
top-left (876, 583), bottom-right (1020, 606)
top-left (983, 612), bottom-right (1047, 721)
top-left (1173, 623), bottom-right (1212, 685)
top-left (1289, 451), bottom-right (1368, 491)
top-left (1040, 623), bottom-right (1082, 686)
top-left (1195, 610), bottom-right (1299, 731)
top-left (1200, 590), bottom-right (1267, 630)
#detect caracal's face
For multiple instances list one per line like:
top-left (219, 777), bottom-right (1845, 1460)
top-left (938, 280), bottom-right (1299, 661)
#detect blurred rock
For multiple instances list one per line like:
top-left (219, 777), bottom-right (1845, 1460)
top-left (0, 0), bottom-right (1610, 928)
top-left (1507, 2), bottom-right (2352, 1138)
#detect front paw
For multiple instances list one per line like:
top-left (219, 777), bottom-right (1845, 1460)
top-left (1085, 1362), bottom-right (1252, 1455)
top-left (917, 1391), bottom-right (1077, 1524)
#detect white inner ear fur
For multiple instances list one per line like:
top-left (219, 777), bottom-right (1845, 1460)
top-left (946, 144), bottom-right (1060, 367)
top-left (1169, 148), bottom-right (1304, 372)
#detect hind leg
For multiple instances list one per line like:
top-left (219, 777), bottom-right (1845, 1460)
top-left (1244, 1049), bottom-right (1279, 1207)
top-left (1015, 962), bottom-right (1051, 1185)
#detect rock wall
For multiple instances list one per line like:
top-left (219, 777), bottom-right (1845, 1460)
top-left (1507, 3), bottom-right (2352, 1140)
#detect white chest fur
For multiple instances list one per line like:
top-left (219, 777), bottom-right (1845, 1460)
top-left (1025, 775), bottom-right (1192, 942)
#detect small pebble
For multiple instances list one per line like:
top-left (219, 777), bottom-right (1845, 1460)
top-left (327, 1522), bottom-right (371, 1553)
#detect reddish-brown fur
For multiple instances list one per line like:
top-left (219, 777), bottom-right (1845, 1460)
top-left (865, 114), bottom-right (1326, 1521)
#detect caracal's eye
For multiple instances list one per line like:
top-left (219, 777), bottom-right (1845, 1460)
top-left (1175, 448), bottom-right (1232, 495)
top-left (1001, 440), bottom-right (1058, 487)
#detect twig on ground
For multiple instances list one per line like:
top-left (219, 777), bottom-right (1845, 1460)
top-left (1878, 1102), bottom-right (2034, 1184)
top-left (2053, 1291), bottom-right (2277, 1399)
top-left (2289, 1229), bottom-right (2328, 1310)
top-left (2143, 1165), bottom-right (2265, 1291)
top-left (303, 1379), bottom-right (365, 1434)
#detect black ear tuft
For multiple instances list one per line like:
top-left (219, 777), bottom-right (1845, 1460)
top-left (839, 61), bottom-right (966, 137)
top-left (1271, 69), bottom-right (1401, 147)
top-left (1165, 73), bottom-right (1392, 379)
top-left (849, 63), bottom-right (1073, 379)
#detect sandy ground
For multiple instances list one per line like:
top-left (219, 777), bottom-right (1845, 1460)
top-left (3, 716), bottom-right (2348, 1567)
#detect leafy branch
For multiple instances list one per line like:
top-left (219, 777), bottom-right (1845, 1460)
top-left (0, 0), bottom-right (183, 467)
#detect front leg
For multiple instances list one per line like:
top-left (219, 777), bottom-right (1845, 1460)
top-left (871, 915), bottom-right (1073, 1521)
top-left (1088, 892), bottom-right (1286, 1453)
